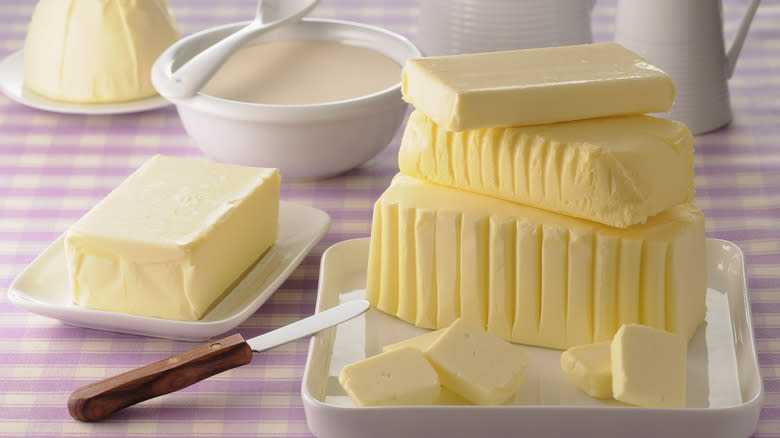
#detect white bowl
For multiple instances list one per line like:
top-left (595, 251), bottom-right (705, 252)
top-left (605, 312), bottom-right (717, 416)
top-left (152, 19), bottom-right (421, 179)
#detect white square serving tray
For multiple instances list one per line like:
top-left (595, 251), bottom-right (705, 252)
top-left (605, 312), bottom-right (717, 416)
top-left (302, 238), bottom-right (762, 438)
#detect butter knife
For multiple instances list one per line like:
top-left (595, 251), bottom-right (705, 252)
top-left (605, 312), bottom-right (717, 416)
top-left (68, 299), bottom-right (370, 422)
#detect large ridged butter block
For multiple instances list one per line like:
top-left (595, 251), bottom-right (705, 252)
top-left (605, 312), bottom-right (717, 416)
top-left (65, 155), bottom-right (280, 321)
top-left (399, 110), bottom-right (694, 228)
top-left (366, 175), bottom-right (706, 350)
top-left (401, 42), bottom-right (674, 131)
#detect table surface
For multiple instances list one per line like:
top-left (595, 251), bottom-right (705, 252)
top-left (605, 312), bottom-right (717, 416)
top-left (1, 0), bottom-right (778, 437)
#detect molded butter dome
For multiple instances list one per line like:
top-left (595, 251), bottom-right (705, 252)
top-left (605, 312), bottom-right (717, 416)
top-left (23, 0), bottom-right (180, 103)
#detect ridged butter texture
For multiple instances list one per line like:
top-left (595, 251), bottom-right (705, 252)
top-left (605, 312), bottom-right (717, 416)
top-left (65, 155), bottom-right (280, 321)
top-left (366, 175), bottom-right (706, 350)
top-left (399, 110), bottom-right (694, 229)
top-left (24, 0), bottom-right (180, 103)
top-left (401, 42), bottom-right (675, 131)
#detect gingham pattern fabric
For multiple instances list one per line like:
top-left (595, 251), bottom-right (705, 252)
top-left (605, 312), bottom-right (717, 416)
top-left (0, 0), bottom-right (777, 437)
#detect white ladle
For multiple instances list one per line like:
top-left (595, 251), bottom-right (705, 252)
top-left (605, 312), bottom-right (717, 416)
top-left (157, 0), bottom-right (320, 98)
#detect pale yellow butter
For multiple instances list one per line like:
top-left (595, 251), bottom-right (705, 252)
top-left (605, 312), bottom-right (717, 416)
top-left (65, 155), bottom-right (280, 321)
top-left (425, 318), bottom-right (530, 405)
top-left (382, 329), bottom-right (444, 353)
top-left (24, 0), bottom-right (179, 103)
top-left (399, 110), bottom-right (694, 228)
top-left (560, 342), bottom-right (612, 399)
top-left (402, 42), bottom-right (675, 131)
top-left (611, 324), bottom-right (687, 408)
top-left (366, 175), bottom-right (706, 349)
top-left (338, 348), bottom-right (440, 406)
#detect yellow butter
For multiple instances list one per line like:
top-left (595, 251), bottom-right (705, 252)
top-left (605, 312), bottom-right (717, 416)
top-left (24, 0), bottom-right (179, 103)
top-left (382, 329), bottom-right (445, 353)
top-left (366, 175), bottom-right (706, 349)
top-left (611, 324), bottom-right (687, 408)
top-left (338, 348), bottom-right (440, 407)
top-left (425, 318), bottom-right (530, 405)
top-left (65, 155), bottom-right (280, 321)
top-left (399, 110), bottom-right (694, 228)
top-left (560, 342), bottom-right (612, 399)
top-left (402, 42), bottom-right (674, 131)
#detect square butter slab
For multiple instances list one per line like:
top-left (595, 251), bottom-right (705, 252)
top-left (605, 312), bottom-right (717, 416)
top-left (7, 202), bottom-right (330, 341)
top-left (302, 238), bottom-right (762, 438)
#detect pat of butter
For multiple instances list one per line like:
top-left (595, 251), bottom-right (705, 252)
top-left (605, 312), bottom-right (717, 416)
top-left (611, 324), bottom-right (686, 408)
top-left (382, 329), bottom-right (444, 353)
top-left (425, 318), bottom-right (530, 405)
top-left (399, 110), bottom-right (694, 228)
top-left (402, 42), bottom-right (674, 131)
top-left (366, 175), bottom-right (706, 349)
top-left (65, 155), bottom-right (280, 321)
top-left (24, 0), bottom-right (179, 103)
top-left (560, 342), bottom-right (612, 399)
top-left (338, 348), bottom-right (440, 407)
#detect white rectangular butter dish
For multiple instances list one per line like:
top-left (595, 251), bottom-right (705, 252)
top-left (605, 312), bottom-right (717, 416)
top-left (301, 238), bottom-right (762, 438)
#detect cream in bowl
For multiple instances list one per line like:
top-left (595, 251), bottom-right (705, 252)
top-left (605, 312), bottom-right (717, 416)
top-left (152, 19), bottom-right (421, 180)
top-left (201, 40), bottom-right (402, 105)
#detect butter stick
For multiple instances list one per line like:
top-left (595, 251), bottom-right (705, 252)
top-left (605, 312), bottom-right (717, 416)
top-left (402, 42), bottom-right (675, 131)
top-left (399, 110), bottom-right (694, 228)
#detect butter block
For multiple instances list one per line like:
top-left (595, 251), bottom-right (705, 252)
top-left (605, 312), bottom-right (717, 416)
top-left (402, 42), bottom-right (675, 131)
top-left (611, 324), bottom-right (686, 408)
top-left (65, 155), bottom-right (280, 321)
top-left (399, 110), bottom-right (694, 228)
top-left (366, 175), bottom-right (706, 349)
top-left (382, 329), bottom-right (444, 353)
top-left (560, 342), bottom-right (612, 399)
top-left (24, 0), bottom-right (179, 103)
top-left (338, 348), bottom-right (440, 406)
top-left (425, 318), bottom-right (530, 405)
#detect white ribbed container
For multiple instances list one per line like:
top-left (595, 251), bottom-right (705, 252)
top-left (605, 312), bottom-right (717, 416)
top-left (418, 0), bottom-right (594, 56)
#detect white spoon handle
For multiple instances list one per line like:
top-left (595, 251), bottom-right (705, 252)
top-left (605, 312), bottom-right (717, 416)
top-left (165, 22), bottom-right (266, 98)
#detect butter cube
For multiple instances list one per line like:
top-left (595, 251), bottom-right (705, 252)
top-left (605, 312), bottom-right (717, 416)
top-left (402, 42), bottom-right (674, 131)
top-left (367, 175), bottom-right (707, 350)
top-left (399, 110), bottom-right (694, 228)
top-left (65, 155), bottom-right (280, 321)
top-left (611, 324), bottom-right (687, 408)
top-left (425, 318), bottom-right (530, 405)
top-left (338, 348), bottom-right (440, 406)
top-left (560, 342), bottom-right (612, 399)
top-left (382, 329), bottom-right (444, 353)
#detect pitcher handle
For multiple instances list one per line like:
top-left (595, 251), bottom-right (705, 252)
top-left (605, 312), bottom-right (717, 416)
top-left (726, 0), bottom-right (760, 78)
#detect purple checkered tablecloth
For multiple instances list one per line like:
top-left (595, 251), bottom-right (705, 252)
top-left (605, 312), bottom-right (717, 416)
top-left (1, 0), bottom-right (778, 436)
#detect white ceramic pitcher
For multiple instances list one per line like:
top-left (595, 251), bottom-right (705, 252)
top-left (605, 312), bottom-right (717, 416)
top-left (418, 0), bottom-right (595, 56)
top-left (614, 0), bottom-right (760, 134)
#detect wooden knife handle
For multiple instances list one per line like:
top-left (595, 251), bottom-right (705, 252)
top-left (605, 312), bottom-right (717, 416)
top-left (68, 333), bottom-right (253, 422)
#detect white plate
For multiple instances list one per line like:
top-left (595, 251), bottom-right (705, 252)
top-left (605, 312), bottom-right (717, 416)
top-left (0, 50), bottom-right (170, 115)
top-left (7, 201), bottom-right (330, 341)
top-left (302, 238), bottom-right (763, 438)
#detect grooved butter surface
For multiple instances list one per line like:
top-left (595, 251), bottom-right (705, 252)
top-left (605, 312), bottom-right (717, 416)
top-left (401, 42), bottom-right (675, 131)
top-left (65, 155), bottom-right (280, 321)
top-left (366, 175), bottom-right (706, 350)
top-left (399, 110), bottom-right (694, 228)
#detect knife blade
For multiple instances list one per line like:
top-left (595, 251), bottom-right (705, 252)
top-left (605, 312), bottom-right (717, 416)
top-left (68, 299), bottom-right (370, 422)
